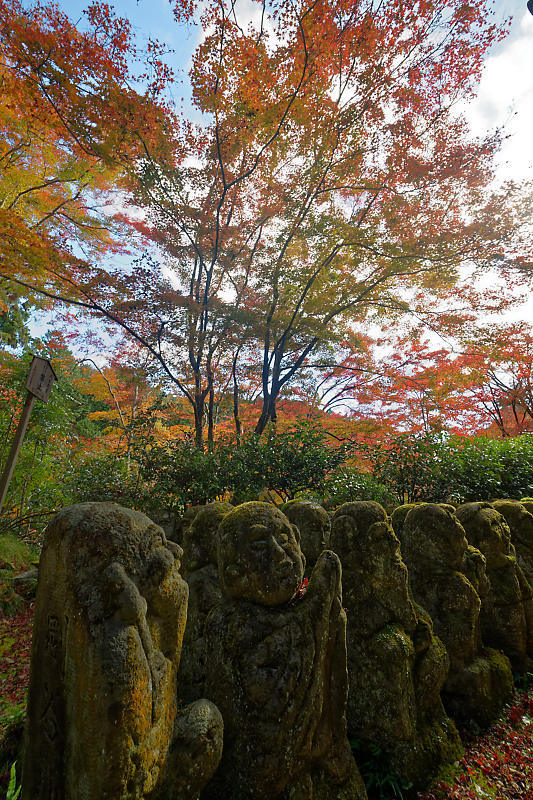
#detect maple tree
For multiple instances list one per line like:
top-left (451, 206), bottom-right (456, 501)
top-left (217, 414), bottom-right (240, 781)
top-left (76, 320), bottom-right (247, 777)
top-left (115, 0), bottom-right (533, 442)
top-left (330, 323), bottom-right (533, 441)
top-left (0, 0), bottom-right (173, 342)
top-left (455, 322), bottom-right (533, 437)
top-left (1, 0), bottom-right (532, 449)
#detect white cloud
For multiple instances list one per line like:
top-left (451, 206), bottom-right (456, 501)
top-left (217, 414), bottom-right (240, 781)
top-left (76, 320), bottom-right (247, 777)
top-left (466, 10), bottom-right (533, 181)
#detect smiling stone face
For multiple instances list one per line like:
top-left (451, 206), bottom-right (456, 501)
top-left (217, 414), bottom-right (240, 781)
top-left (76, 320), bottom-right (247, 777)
top-left (217, 502), bottom-right (305, 606)
top-left (403, 503), bottom-right (468, 572)
top-left (455, 503), bottom-right (512, 567)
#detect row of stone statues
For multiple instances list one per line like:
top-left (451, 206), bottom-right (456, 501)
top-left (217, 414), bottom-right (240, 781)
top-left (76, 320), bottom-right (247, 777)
top-left (20, 496), bottom-right (533, 799)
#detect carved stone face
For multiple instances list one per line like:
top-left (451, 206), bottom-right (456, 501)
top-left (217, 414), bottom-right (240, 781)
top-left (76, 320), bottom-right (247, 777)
top-left (183, 502), bottom-right (234, 573)
top-left (404, 504), bottom-right (468, 571)
top-left (493, 500), bottom-right (533, 551)
top-left (217, 502), bottom-right (305, 606)
top-left (282, 501), bottom-right (331, 565)
top-left (456, 503), bottom-right (511, 566)
top-left (330, 502), bottom-right (398, 574)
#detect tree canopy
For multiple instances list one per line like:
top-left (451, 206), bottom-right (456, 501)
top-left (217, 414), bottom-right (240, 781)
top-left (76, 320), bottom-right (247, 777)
top-left (0, 0), bottom-right (532, 448)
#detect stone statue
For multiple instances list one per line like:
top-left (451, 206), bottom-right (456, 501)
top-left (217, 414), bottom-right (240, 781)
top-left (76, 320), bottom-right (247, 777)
top-left (178, 502), bottom-right (233, 703)
top-left (167, 504), bottom-right (206, 546)
top-left (456, 501), bottom-right (533, 673)
top-left (329, 501), bottom-right (462, 790)
top-left (401, 504), bottom-right (513, 726)
top-left (281, 499), bottom-right (331, 569)
top-left (492, 499), bottom-right (533, 589)
top-left (390, 503), bottom-right (417, 540)
top-left (203, 501), bottom-right (366, 800)
top-left (22, 502), bottom-right (223, 800)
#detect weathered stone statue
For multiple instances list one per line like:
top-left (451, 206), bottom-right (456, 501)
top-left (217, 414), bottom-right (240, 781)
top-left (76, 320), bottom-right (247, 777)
top-left (167, 504), bottom-right (206, 546)
top-left (281, 499), bottom-right (331, 569)
top-left (203, 501), bottom-right (366, 800)
top-left (390, 503), bottom-right (417, 540)
top-left (178, 502), bottom-right (233, 703)
top-left (492, 499), bottom-right (533, 589)
top-left (519, 498), bottom-right (533, 516)
top-left (22, 502), bottom-right (223, 800)
top-left (401, 504), bottom-right (513, 726)
top-left (329, 501), bottom-right (462, 790)
top-left (456, 501), bottom-right (533, 673)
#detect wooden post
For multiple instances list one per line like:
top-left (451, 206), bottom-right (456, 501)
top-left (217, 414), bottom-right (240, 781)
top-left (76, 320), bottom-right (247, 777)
top-left (0, 392), bottom-right (36, 514)
top-left (0, 356), bottom-right (57, 516)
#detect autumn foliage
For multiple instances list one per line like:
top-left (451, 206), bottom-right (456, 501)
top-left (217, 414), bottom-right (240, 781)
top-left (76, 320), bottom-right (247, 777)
top-left (0, 0), bottom-right (531, 449)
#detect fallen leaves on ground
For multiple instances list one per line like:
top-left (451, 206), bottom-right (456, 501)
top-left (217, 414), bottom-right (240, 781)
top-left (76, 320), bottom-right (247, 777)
top-left (0, 602), bottom-right (33, 738)
top-left (418, 687), bottom-right (533, 800)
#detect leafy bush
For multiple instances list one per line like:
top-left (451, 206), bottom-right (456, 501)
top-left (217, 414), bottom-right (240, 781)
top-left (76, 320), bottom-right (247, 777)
top-left (366, 432), bottom-right (533, 504)
top-left (368, 433), bottom-right (448, 503)
top-left (324, 468), bottom-right (396, 510)
top-left (134, 421), bottom-right (350, 513)
top-left (498, 433), bottom-right (533, 499)
top-left (224, 422), bottom-right (350, 503)
top-left (0, 535), bottom-right (38, 616)
top-left (137, 440), bottom-right (225, 514)
top-left (65, 455), bottom-right (140, 507)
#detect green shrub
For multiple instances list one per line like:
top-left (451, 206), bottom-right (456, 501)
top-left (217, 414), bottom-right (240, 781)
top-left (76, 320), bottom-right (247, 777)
top-left (324, 468), bottom-right (396, 510)
top-left (65, 454), bottom-right (140, 507)
top-left (0, 535), bottom-right (38, 616)
top-left (366, 432), bottom-right (533, 505)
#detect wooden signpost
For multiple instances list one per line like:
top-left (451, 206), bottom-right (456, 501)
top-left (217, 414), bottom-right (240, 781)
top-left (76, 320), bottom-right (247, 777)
top-left (0, 356), bottom-right (57, 515)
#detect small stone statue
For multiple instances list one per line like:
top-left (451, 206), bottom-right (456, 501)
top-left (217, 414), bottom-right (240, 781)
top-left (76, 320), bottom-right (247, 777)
top-left (22, 502), bottom-right (223, 800)
top-left (402, 504), bottom-right (513, 726)
top-left (492, 499), bottom-right (533, 589)
top-left (178, 502), bottom-right (233, 702)
top-left (203, 501), bottom-right (366, 800)
top-left (456, 501), bottom-right (533, 673)
top-left (168, 504), bottom-right (206, 546)
top-left (330, 501), bottom-right (462, 790)
top-left (390, 502), bottom-right (417, 540)
top-left (281, 499), bottom-right (331, 569)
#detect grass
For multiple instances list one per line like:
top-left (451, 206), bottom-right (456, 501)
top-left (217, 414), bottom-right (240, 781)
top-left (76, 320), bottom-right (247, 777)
top-left (0, 534), bottom-right (38, 617)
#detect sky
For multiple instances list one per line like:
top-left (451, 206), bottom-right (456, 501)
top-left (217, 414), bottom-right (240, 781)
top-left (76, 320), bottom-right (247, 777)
top-left (24, 0), bottom-right (533, 351)
top-left (52, 0), bottom-right (533, 182)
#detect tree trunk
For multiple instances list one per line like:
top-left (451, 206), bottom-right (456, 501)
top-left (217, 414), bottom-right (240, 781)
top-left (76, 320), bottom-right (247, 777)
top-left (232, 351), bottom-right (242, 444)
top-left (207, 364), bottom-right (215, 452)
top-left (193, 395), bottom-right (204, 449)
top-left (255, 394), bottom-right (278, 436)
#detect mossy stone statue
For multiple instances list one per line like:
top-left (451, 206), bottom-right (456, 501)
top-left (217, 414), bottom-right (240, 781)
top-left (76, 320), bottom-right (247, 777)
top-left (401, 503), bottom-right (513, 727)
top-left (330, 501), bottom-right (462, 790)
top-left (168, 504), bottom-right (206, 546)
top-left (203, 501), bottom-right (366, 800)
top-left (22, 502), bottom-right (223, 800)
top-left (519, 498), bottom-right (533, 516)
top-left (281, 499), bottom-right (331, 569)
top-left (390, 502), bottom-right (417, 540)
top-left (492, 499), bottom-right (533, 589)
top-left (178, 502), bottom-right (233, 703)
top-left (181, 501), bottom-right (234, 576)
top-left (456, 501), bottom-right (533, 673)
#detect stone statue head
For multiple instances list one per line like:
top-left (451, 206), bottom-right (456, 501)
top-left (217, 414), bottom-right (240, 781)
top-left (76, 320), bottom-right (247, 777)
top-left (217, 502), bottom-right (305, 606)
top-left (455, 502), bottom-right (512, 567)
top-left (182, 501), bottom-right (234, 574)
top-left (281, 500), bottom-right (331, 566)
top-left (403, 503), bottom-right (468, 572)
top-left (70, 504), bottom-right (187, 651)
top-left (492, 499), bottom-right (533, 551)
top-left (330, 501), bottom-right (401, 578)
top-left (390, 503), bottom-right (417, 542)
